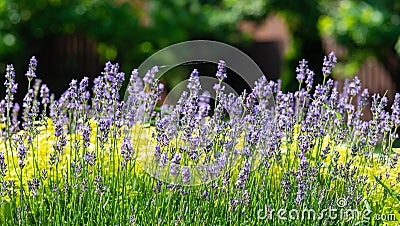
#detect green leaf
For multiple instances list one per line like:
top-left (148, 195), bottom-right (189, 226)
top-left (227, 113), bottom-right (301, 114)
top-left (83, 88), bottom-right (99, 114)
top-left (363, 199), bottom-right (371, 211)
top-left (306, 154), bottom-right (329, 168)
top-left (373, 175), bottom-right (400, 202)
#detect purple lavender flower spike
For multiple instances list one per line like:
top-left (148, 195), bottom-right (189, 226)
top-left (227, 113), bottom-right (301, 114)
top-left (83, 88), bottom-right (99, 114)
top-left (295, 59), bottom-right (314, 91)
top-left (159, 152), bottom-right (168, 169)
top-left (28, 178), bottom-right (40, 198)
top-left (322, 51), bottom-right (337, 77)
top-left (357, 88), bottom-right (369, 110)
top-left (143, 66), bottom-right (159, 85)
top-left (0, 101), bottom-right (6, 127)
top-left (153, 145), bottom-right (161, 162)
top-left (235, 160), bottom-right (250, 189)
top-left (80, 125), bottom-right (91, 148)
top-left (5, 64), bottom-right (18, 109)
top-left (78, 77), bottom-right (90, 104)
top-left (280, 172), bottom-right (292, 201)
top-left (305, 70), bottom-right (314, 91)
top-left (22, 89), bottom-right (34, 130)
top-left (392, 93), bottom-right (400, 127)
top-left (170, 153), bottom-right (181, 176)
top-left (202, 190), bottom-right (209, 200)
top-left (79, 77), bottom-right (89, 92)
top-left (0, 151), bottom-right (7, 176)
top-left (84, 150), bottom-right (97, 166)
top-left (66, 79), bottom-right (79, 110)
top-left (40, 84), bottom-right (50, 106)
top-left (295, 155), bottom-right (309, 205)
top-left (296, 59), bottom-right (308, 83)
top-left (121, 136), bottom-right (134, 166)
top-left (213, 83), bottom-right (225, 93)
top-left (198, 91), bottom-right (211, 118)
top-left (17, 139), bottom-right (27, 169)
top-left (170, 163), bottom-right (180, 176)
top-left (216, 60), bottom-right (227, 81)
top-left (349, 76), bottom-right (361, 97)
top-left (25, 56), bottom-right (38, 80)
top-left (182, 166), bottom-right (191, 184)
top-left (188, 69), bottom-right (201, 93)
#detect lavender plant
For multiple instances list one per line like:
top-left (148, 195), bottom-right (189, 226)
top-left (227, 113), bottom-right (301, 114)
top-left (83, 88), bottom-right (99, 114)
top-left (0, 52), bottom-right (399, 225)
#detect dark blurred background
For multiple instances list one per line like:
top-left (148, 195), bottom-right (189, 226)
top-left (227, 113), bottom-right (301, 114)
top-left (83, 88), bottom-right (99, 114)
top-left (0, 0), bottom-right (399, 111)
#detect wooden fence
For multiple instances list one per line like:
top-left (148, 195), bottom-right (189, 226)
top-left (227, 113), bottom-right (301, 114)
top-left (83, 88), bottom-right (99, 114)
top-left (322, 36), bottom-right (397, 101)
top-left (322, 36), bottom-right (398, 120)
top-left (33, 34), bottom-right (101, 97)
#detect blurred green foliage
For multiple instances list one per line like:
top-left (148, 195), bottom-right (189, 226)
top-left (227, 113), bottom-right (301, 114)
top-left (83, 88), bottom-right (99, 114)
top-left (265, 0), bottom-right (325, 92)
top-left (0, 0), bottom-right (266, 73)
top-left (0, 0), bottom-right (399, 92)
top-left (0, 0), bottom-right (142, 71)
top-left (318, 0), bottom-right (400, 79)
top-left (261, 0), bottom-right (400, 91)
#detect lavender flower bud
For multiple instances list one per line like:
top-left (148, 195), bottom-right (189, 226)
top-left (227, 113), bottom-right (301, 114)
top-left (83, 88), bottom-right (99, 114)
top-left (17, 142), bottom-right (27, 169)
top-left (25, 56), bottom-right (37, 80)
top-left (159, 152), bottom-right (168, 168)
top-left (4, 64), bottom-right (18, 109)
top-left (216, 60), bottom-right (227, 80)
top-left (121, 136), bottom-right (134, 166)
top-left (280, 172), bottom-right (292, 200)
top-left (349, 76), bottom-right (361, 96)
top-left (305, 70), bottom-right (314, 91)
top-left (357, 88), bottom-right (369, 109)
top-left (202, 190), bottom-right (209, 200)
top-left (392, 93), bottom-right (400, 127)
top-left (143, 66), bottom-right (158, 85)
top-left (188, 69), bottom-right (201, 93)
top-left (322, 51), bottom-right (337, 77)
top-left (27, 178), bottom-right (40, 198)
top-left (40, 84), bottom-right (50, 106)
top-left (235, 160), bottom-right (250, 189)
top-left (296, 59), bottom-right (308, 83)
top-left (80, 125), bottom-right (91, 148)
top-left (182, 166), bottom-right (191, 184)
top-left (170, 153), bottom-right (181, 176)
top-left (0, 100), bottom-right (5, 124)
top-left (0, 151), bottom-right (7, 176)
top-left (84, 150), bottom-right (97, 166)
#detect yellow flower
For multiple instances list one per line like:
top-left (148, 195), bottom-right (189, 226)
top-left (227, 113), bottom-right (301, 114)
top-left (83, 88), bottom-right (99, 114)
top-left (393, 148), bottom-right (400, 154)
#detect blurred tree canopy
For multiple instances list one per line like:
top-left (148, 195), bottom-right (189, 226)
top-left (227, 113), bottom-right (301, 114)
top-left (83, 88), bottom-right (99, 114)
top-left (216, 0), bottom-right (400, 92)
top-left (0, 0), bottom-right (141, 72)
top-left (318, 0), bottom-right (400, 89)
top-left (265, 0), bottom-right (326, 92)
top-left (0, 0), bottom-right (265, 73)
top-left (0, 0), bottom-right (399, 93)
top-left (257, 0), bottom-right (400, 91)
top-left (0, 0), bottom-right (270, 99)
